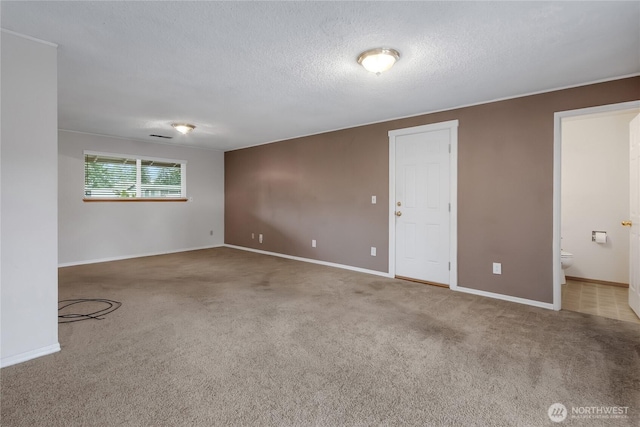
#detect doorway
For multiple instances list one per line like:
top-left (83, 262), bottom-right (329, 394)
top-left (553, 101), bottom-right (640, 323)
top-left (388, 120), bottom-right (458, 289)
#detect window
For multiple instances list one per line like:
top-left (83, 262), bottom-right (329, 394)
top-left (84, 151), bottom-right (186, 201)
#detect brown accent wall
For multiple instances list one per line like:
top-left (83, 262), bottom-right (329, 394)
top-left (225, 77), bottom-right (640, 303)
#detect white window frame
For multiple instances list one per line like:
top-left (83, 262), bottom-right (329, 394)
top-left (83, 150), bottom-right (187, 201)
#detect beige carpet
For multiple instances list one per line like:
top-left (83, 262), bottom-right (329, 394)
top-left (1, 247), bottom-right (639, 426)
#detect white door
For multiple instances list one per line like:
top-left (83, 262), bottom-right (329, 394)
top-left (394, 127), bottom-right (451, 285)
top-left (629, 114), bottom-right (640, 317)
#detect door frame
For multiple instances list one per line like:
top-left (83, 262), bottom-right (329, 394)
top-left (552, 100), bottom-right (640, 310)
top-left (388, 120), bottom-right (459, 289)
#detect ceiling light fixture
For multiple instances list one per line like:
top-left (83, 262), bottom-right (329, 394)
top-left (172, 123), bottom-right (196, 135)
top-left (357, 48), bottom-right (400, 75)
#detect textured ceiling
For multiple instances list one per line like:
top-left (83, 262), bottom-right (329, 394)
top-left (2, 1), bottom-right (639, 151)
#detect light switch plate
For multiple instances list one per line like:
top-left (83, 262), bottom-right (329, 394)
top-left (312, 239), bottom-right (316, 248)
top-left (371, 195), bottom-right (377, 204)
top-left (371, 247), bottom-right (377, 256)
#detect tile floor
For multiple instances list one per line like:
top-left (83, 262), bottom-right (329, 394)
top-left (562, 279), bottom-right (640, 324)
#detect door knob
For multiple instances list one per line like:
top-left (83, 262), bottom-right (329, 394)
top-left (396, 211), bottom-right (402, 217)
top-left (622, 220), bottom-right (632, 227)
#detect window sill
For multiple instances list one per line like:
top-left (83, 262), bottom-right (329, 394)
top-left (83, 198), bottom-right (188, 203)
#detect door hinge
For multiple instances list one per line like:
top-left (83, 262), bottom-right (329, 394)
top-left (448, 144), bottom-right (451, 153)
top-left (448, 262), bottom-right (451, 271)
top-left (448, 203), bottom-right (451, 212)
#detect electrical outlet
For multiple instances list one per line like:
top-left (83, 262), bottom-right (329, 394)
top-left (259, 234), bottom-right (263, 244)
top-left (312, 239), bottom-right (316, 248)
top-left (371, 247), bottom-right (377, 256)
top-left (252, 233), bottom-right (255, 239)
top-left (493, 263), bottom-right (502, 275)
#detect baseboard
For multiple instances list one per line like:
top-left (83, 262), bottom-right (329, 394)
top-left (58, 244), bottom-right (224, 267)
top-left (454, 286), bottom-right (554, 310)
top-left (224, 245), bottom-right (555, 308)
top-left (1, 343), bottom-right (61, 368)
top-left (225, 244), bottom-right (392, 278)
top-left (65, 243), bottom-right (552, 310)
top-left (565, 276), bottom-right (628, 288)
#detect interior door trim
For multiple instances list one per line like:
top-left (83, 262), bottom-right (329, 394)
top-left (388, 120), bottom-right (459, 290)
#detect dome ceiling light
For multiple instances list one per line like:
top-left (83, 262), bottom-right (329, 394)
top-left (357, 48), bottom-right (400, 75)
top-left (172, 123), bottom-right (196, 135)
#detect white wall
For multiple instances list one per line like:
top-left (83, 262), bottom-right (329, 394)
top-left (1, 31), bottom-right (60, 367)
top-left (561, 109), bottom-right (639, 284)
top-left (58, 131), bottom-right (224, 265)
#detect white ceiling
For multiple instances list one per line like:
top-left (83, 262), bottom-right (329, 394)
top-left (2, 1), bottom-right (639, 151)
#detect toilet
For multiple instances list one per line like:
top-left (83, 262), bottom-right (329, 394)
top-left (560, 250), bottom-right (574, 285)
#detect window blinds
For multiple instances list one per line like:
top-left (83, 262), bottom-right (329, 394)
top-left (84, 153), bottom-right (185, 199)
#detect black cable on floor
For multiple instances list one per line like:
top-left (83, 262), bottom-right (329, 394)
top-left (58, 299), bottom-right (122, 323)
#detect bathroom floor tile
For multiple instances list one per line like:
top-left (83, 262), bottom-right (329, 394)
top-left (597, 293), bottom-right (616, 299)
top-left (562, 280), bottom-right (640, 324)
top-left (620, 307), bottom-right (640, 318)
top-left (598, 301), bottom-right (617, 308)
top-left (581, 302), bottom-right (598, 308)
top-left (598, 310), bottom-right (619, 319)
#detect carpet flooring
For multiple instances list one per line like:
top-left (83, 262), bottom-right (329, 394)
top-left (1, 247), bottom-right (639, 426)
